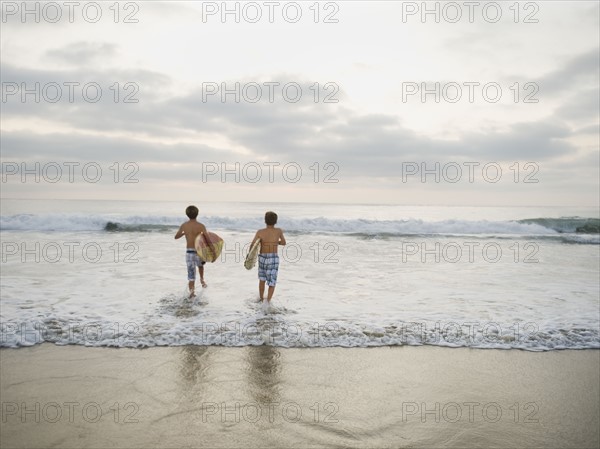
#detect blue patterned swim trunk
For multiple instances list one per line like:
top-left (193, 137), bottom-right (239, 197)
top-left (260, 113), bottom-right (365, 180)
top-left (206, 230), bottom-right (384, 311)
top-left (258, 253), bottom-right (279, 287)
top-left (186, 249), bottom-right (205, 281)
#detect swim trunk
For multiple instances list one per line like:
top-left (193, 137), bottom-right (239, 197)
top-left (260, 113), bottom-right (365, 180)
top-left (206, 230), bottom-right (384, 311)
top-left (258, 253), bottom-right (279, 287)
top-left (186, 249), bottom-right (205, 281)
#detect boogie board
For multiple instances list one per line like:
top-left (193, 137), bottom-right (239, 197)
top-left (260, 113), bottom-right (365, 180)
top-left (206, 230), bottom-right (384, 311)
top-left (195, 232), bottom-right (224, 262)
top-left (244, 239), bottom-right (260, 270)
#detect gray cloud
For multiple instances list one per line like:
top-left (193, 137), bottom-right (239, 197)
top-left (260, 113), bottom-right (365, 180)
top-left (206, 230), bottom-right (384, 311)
top-left (2, 60), bottom-right (581, 167)
top-left (554, 87), bottom-right (600, 123)
top-left (1, 38), bottom-right (596, 200)
top-left (534, 48), bottom-right (599, 96)
top-left (0, 106), bottom-right (580, 183)
top-left (45, 42), bottom-right (118, 66)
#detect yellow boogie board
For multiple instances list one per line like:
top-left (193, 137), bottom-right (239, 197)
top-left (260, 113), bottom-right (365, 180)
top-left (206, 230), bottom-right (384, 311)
top-left (195, 232), bottom-right (224, 262)
top-left (244, 239), bottom-right (260, 270)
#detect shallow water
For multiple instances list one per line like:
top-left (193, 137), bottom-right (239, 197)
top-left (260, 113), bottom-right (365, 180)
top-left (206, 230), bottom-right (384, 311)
top-left (1, 199), bottom-right (598, 350)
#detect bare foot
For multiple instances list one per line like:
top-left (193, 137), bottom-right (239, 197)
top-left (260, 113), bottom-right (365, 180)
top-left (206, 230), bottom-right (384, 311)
top-left (189, 290), bottom-right (195, 299)
top-left (201, 280), bottom-right (207, 288)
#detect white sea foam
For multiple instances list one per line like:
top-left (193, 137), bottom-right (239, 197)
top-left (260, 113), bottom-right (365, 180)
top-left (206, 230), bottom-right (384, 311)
top-left (1, 202), bottom-right (598, 350)
top-left (2, 212), bottom-right (598, 240)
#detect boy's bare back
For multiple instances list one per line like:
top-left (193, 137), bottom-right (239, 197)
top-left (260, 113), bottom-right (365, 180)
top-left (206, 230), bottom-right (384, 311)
top-left (255, 227), bottom-right (286, 254)
top-left (175, 220), bottom-right (208, 248)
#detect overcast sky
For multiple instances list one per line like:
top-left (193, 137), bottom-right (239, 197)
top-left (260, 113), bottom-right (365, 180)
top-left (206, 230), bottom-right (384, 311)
top-left (1, 1), bottom-right (598, 206)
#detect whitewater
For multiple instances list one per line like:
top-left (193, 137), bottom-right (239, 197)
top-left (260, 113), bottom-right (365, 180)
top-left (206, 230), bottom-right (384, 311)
top-left (1, 199), bottom-right (598, 350)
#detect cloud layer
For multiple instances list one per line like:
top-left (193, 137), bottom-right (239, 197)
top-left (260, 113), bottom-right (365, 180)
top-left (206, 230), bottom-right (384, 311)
top-left (1, 2), bottom-right (598, 205)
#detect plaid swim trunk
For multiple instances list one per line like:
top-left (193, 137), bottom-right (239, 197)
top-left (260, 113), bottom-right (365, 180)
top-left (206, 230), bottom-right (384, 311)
top-left (186, 249), bottom-right (205, 281)
top-left (258, 253), bottom-right (279, 287)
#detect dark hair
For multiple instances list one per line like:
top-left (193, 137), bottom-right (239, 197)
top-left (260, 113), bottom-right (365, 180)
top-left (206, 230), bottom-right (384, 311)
top-left (265, 211), bottom-right (278, 226)
top-left (186, 205), bottom-right (199, 219)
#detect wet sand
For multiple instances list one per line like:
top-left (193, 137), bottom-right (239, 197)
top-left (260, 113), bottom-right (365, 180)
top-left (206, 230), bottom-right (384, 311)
top-left (1, 345), bottom-right (598, 448)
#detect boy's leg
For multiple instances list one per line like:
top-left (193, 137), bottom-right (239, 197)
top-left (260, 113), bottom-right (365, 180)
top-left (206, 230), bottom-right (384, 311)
top-left (265, 255), bottom-right (279, 301)
top-left (186, 252), bottom-right (196, 297)
top-left (198, 265), bottom-right (207, 288)
top-left (258, 254), bottom-right (267, 301)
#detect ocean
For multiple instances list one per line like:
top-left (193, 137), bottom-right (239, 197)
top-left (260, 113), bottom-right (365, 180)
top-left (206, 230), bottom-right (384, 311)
top-left (1, 199), bottom-right (598, 351)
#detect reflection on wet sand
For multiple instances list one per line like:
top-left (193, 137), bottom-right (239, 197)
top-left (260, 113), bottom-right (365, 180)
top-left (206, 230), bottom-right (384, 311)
top-left (245, 345), bottom-right (282, 405)
top-left (179, 345), bottom-right (210, 389)
top-left (176, 344), bottom-right (211, 419)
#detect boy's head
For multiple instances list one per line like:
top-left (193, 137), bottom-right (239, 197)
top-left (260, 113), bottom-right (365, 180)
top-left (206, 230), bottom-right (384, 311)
top-left (265, 211), bottom-right (278, 226)
top-left (186, 205), bottom-right (199, 219)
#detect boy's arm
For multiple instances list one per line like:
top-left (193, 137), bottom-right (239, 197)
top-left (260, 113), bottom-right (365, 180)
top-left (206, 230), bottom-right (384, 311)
top-left (200, 224), bottom-right (218, 261)
top-left (174, 225), bottom-right (184, 239)
top-left (279, 229), bottom-right (286, 246)
top-left (250, 231), bottom-right (261, 247)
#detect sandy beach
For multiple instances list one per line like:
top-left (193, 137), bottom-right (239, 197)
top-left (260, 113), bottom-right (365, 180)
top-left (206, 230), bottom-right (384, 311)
top-left (1, 345), bottom-right (598, 448)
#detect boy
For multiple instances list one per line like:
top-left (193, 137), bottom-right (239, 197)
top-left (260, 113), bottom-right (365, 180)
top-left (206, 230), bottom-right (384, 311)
top-left (250, 211), bottom-right (286, 305)
top-left (174, 205), bottom-right (215, 298)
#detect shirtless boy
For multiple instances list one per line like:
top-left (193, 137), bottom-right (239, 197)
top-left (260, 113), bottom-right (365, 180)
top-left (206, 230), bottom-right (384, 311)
top-left (250, 211), bottom-right (286, 303)
top-left (174, 205), bottom-right (215, 298)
